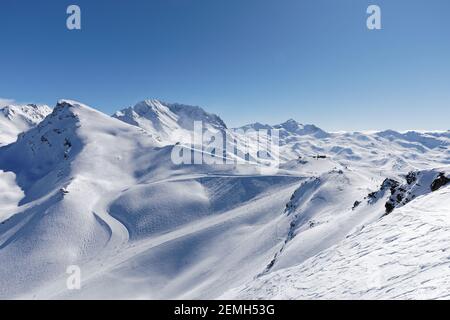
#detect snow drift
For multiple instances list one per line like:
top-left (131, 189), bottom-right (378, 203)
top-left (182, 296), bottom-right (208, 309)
top-left (0, 98), bottom-right (449, 300)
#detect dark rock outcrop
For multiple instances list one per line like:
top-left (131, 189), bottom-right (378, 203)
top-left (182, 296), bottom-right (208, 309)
top-left (431, 173), bottom-right (450, 192)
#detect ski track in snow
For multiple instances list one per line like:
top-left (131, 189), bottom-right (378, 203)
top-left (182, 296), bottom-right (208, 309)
top-left (0, 99), bottom-right (449, 299)
top-left (93, 192), bottom-right (130, 257)
top-left (36, 175), bottom-right (301, 299)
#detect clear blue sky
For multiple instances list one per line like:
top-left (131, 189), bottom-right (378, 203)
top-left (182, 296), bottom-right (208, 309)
top-left (0, 0), bottom-right (449, 131)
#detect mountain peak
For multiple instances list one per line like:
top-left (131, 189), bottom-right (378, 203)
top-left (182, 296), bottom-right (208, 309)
top-left (283, 118), bottom-right (298, 124)
top-left (1, 99), bottom-right (159, 185)
top-left (113, 99), bottom-right (227, 145)
top-left (235, 122), bottom-right (273, 131)
top-left (130, 99), bottom-right (168, 115)
top-left (277, 119), bottom-right (303, 130)
top-left (236, 119), bottom-right (329, 139)
top-left (1, 103), bottom-right (51, 120)
top-left (55, 99), bottom-right (95, 114)
top-left (274, 120), bottom-right (329, 138)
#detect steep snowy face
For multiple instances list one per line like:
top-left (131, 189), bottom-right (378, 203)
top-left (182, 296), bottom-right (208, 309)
top-left (0, 99), bottom-right (162, 299)
top-left (0, 97), bottom-right (449, 300)
top-left (384, 170), bottom-right (450, 214)
top-left (274, 119), bottom-right (330, 139)
top-left (224, 183), bottom-right (450, 300)
top-left (112, 99), bottom-right (227, 145)
top-left (0, 99), bottom-right (161, 195)
top-left (0, 100), bottom-right (104, 185)
top-left (0, 104), bottom-right (51, 146)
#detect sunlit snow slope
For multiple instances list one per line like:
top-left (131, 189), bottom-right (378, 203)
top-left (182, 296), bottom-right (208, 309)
top-left (0, 104), bottom-right (51, 146)
top-left (224, 184), bottom-right (450, 300)
top-left (0, 98), bottom-right (449, 300)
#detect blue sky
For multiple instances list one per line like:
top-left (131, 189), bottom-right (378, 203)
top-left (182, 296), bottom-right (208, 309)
top-left (0, 0), bottom-right (449, 131)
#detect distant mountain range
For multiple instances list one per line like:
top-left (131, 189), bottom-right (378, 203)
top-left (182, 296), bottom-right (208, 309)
top-left (0, 99), bottom-right (448, 299)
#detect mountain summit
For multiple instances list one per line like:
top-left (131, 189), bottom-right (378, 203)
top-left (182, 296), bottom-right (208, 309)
top-left (237, 119), bottom-right (329, 139)
top-left (0, 98), bottom-right (449, 300)
top-left (274, 119), bottom-right (330, 138)
top-left (112, 99), bottom-right (227, 145)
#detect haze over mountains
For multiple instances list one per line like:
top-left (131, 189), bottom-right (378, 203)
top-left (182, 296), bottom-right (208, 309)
top-left (0, 99), bottom-right (448, 299)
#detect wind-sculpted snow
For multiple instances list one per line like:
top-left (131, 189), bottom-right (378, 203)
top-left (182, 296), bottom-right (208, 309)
top-left (109, 175), bottom-right (301, 240)
top-left (0, 98), bottom-right (449, 299)
top-left (0, 100), bottom-right (159, 298)
top-left (224, 185), bottom-right (450, 300)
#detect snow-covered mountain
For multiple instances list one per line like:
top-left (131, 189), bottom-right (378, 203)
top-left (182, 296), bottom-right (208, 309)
top-left (224, 173), bottom-right (450, 300)
top-left (0, 100), bottom-right (162, 298)
top-left (274, 119), bottom-right (330, 139)
top-left (112, 99), bottom-right (227, 145)
top-left (238, 119), bottom-right (328, 138)
top-left (0, 98), bottom-right (449, 300)
top-left (235, 124), bottom-right (449, 178)
top-left (0, 103), bottom-right (51, 146)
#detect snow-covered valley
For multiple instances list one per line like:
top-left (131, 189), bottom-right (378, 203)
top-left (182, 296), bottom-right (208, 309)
top-left (0, 99), bottom-right (448, 300)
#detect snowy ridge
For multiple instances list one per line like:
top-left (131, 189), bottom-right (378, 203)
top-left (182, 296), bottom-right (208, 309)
top-left (112, 99), bottom-right (227, 145)
top-left (224, 183), bottom-right (450, 300)
top-left (0, 103), bottom-right (51, 146)
top-left (0, 98), bottom-right (449, 299)
top-left (236, 123), bottom-right (449, 171)
top-left (237, 119), bottom-right (328, 139)
top-left (0, 100), bottom-right (159, 298)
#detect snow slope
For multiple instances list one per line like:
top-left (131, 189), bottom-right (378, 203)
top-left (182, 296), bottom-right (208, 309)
top-left (0, 104), bottom-right (51, 146)
top-left (112, 99), bottom-right (227, 145)
top-left (0, 100), bottom-right (160, 298)
top-left (0, 98), bottom-right (449, 300)
top-left (224, 182), bottom-right (450, 300)
top-left (239, 119), bottom-right (329, 139)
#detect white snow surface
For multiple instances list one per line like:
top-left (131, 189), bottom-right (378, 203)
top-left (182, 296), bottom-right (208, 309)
top-left (112, 99), bottom-right (227, 145)
top-left (224, 185), bottom-right (450, 300)
top-left (0, 104), bottom-right (51, 146)
top-left (0, 98), bottom-right (449, 300)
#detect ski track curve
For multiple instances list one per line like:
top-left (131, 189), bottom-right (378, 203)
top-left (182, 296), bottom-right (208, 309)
top-left (92, 191), bottom-right (130, 260)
